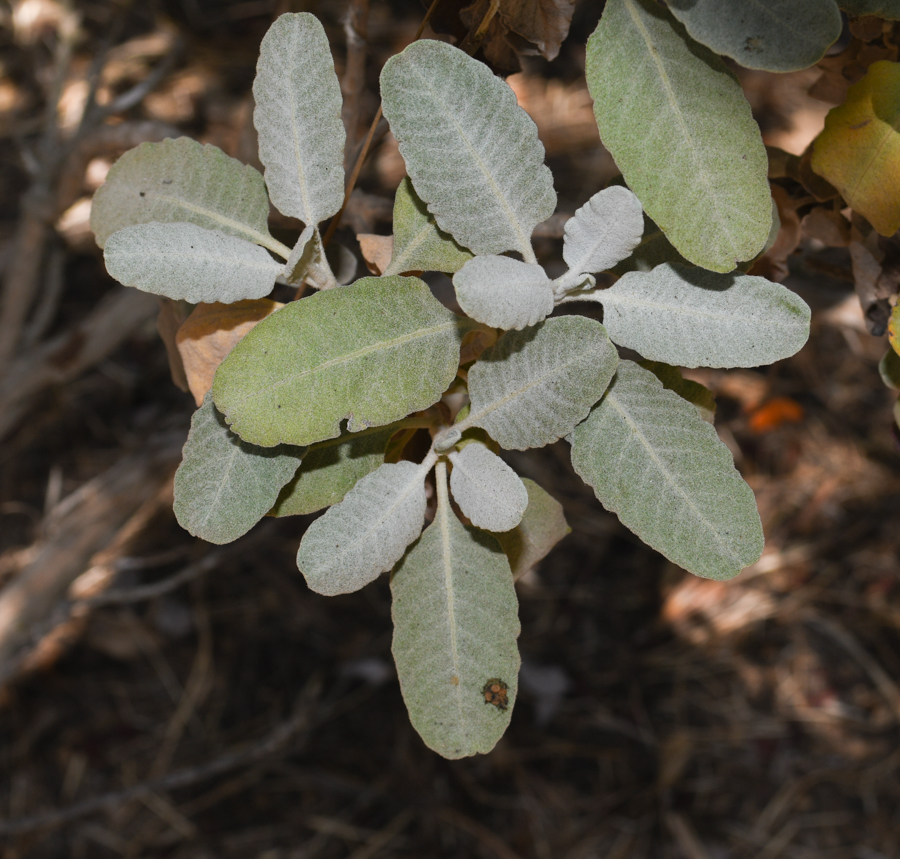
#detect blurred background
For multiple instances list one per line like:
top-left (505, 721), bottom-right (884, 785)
top-left (1, 1), bottom-right (899, 856)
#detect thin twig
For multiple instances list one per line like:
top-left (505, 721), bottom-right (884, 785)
top-left (86, 553), bottom-right (223, 607)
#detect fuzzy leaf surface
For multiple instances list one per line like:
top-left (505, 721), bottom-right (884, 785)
top-left (253, 13), bottom-right (345, 225)
top-left (453, 256), bottom-right (555, 330)
top-left (391, 503), bottom-right (519, 759)
top-left (466, 317), bottom-right (618, 450)
top-left (586, 0), bottom-right (771, 272)
top-left (667, 0), bottom-right (841, 72)
top-left (563, 186), bottom-right (644, 275)
top-left (570, 360), bottom-right (763, 580)
top-left (296, 461), bottom-right (427, 595)
top-left (104, 223), bottom-right (281, 303)
top-left (384, 178), bottom-right (474, 276)
top-left (213, 276), bottom-right (465, 447)
top-left (449, 443), bottom-right (528, 531)
top-left (380, 40), bottom-right (556, 258)
top-left (272, 426), bottom-right (396, 516)
top-left (174, 393), bottom-right (303, 545)
top-left (598, 263), bottom-right (810, 368)
top-left (91, 137), bottom-right (276, 251)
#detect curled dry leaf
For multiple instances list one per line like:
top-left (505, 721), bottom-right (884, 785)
top-left (357, 234), bottom-right (395, 276)
top-left (176, 299), bottom-right (282, 406)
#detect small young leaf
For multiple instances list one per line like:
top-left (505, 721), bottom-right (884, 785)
top-left (570, 360), bottom-right (764, 580)
top-left (465, 316), bottom-right (618, 450)
top-left (448, 443), bottom-right (528, 531)
top-left (90, 137), bottom-right (277, 251)
top-left (453, 256), bottom-right (555, 330)
top-left (272, 426), bottom-right (397, 516)
top-left (174, 393), bottom-right (303, 545)
top-left (495, 479), bottom-right (570, 580)
top-left (586, 0), bottom-right (771, 272)
top-left (104, 223), bottom-right (281, 303)
top-left (562, 186), bottom-right (644, 275)
top-left (667, 0), bottom-right (842, 72)
top-left (253, 13), bottom-right (345, 226)
top-left (381, 40), bottom-right (556, 259)
top-left (296, 461), bottom-right (427, 596)
top-left (597, 263), bottom-right (810, 368)
top-left (213, 276), bottom-right (467, 447)
top-left (384, 178), bottom-right (474, 276)
top-left (391, 478), bottom-right (520, 759)
top-left (283, 224), bottom-right (318, 284)
top-left (640, 360), bottom-right (716, 423)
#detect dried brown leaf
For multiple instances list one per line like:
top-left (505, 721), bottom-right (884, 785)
top-left (357, 233), bottom-right (394, 276)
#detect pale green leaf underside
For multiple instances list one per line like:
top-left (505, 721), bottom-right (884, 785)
top-left (839, 0), bottom-right (900, 17)
top-left (271, 425), bottom-right (396, 517)
top-left (449, 443), bottom-right (528, 532)
top-left (283, 224), bottom-right (318, 284)
top-left (598, 263), bottom-right (811, 368)
top-left (453, 256), bottom-right (555, 330)
top-left (90, 137), bottom-right (276, 251)
top-left (570, 360), bottom-right (763, 580)
top-left (391, 505), bottom-right (520, 759)
top-left (384, 177), bottom-right (474, 276)
top-left (104, 223), bottom-right (281, 304)
top-left (253, 12), bottom-right (345, 226)
top-left (380, 40), bottom-right (556, 258)
top-left (495, 479), bottom-right (570, 579)
top-left (213, 276), bottom-right (466, 447)
top-left (586, 0), bottom-right (771, 272)
top-left (297, 461), bottom-right (427, 596)
top-left (563, 185), bottom-right (645, 275)
top-left (174, 393), bottom-right (303, 545)
top-left (466, 316), bottom-right (618, 450)
top-left (667, 0), bottom-right (842, 72)
top-left (640, 360), bottom-right (716, 423)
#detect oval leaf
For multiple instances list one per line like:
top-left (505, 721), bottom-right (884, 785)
top-left (213, 276), bottom-right (466, 447)
top-left (598, 263), bottom-right (810, 368)
top-left (174, 393), bottom-right (303, 544)
top-left (381, 40), bottom-right (556, 258)
top-left (90, 137), bottom-right (276, 251)
top-left (449, 443), bottom-right (528, 531)
top-left (254, 13), bottom-right (345, 225)
top-left (391, 497), bottom-right (520, 759)
top-left (563, 185), bottom-right (644, 276)
top-left (104, 223), bottom-right (281, 303)
top-left (667, 0), bottom-right (841, 72)
top-left (453, 255), bottom-right (555, 330)
top-left (296, 461), bottom-right (427, 596)
top-left (586, 0), bottom-right (771, 272)
top-left (465, 316), bottom-right (618, 450)
top-left (570, 360), bottom-right (764, 580)
top-left (384, 177), bottom-right (474, 276)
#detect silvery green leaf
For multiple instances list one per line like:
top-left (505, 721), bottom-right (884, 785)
top-left (283, 224), bottom-right (318, 284)
top-left (384, 178), bottom-right (474, 276)
top-left (174, 393), bottom-right (303, 544)
top-left (253, 13), bottom-right (345, 225)
top-left (640, 360), bottom-right (716, 423)
top-left (667, 0), bottom-right (842, 72)
top-left (90, 137), bottom-right (282, 254)
top-left (213, 276), bottom-right (468, 447)
top-left (465, 316), bottom-right (618, 450)
top-left (391, 493), bottom-right (519, 758)
top-left (271, 425), bottom-right (396, 516)
top-left (562, 186), bottom-right (644, 275)
top-left (381, 40), bottom-right (555, 259)
top-left (453, 256), bottom-right (555, 330)
top-left (495, 479), bottom-right (570, 580)
top-left (297, 461), bottom-right (427, 596)
top-left (448, 443), bottom-right (528, 531)
top-left (570, 360), bottom-right (763, 580)
top-left (104, 222), bottom-right (282, 303)
top-left (586, 0), bottom-right (771, 272)
top-left (597, 263), bottom-right (810, 368)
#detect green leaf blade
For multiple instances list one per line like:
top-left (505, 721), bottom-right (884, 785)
top-left (380, 40), bottom-right (556, 258)
top-left (586, 0), bottom-right (771, 272)
top-left (570, 360), bottom-right (764, 580)
top-left (213, 276), bottom-right (466, 447)
top-left (253, 13), bottom-right (345, 225)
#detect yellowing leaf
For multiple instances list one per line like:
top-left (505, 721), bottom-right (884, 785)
top-left (811, 61), bottom-right (900, 236)
top-left (889, 304), bottom-right (900, 356)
